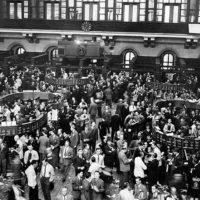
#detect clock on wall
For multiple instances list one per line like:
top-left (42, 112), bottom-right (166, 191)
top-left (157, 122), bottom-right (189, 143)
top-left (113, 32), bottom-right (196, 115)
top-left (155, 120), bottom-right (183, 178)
top-left (81, 21), bottom-right (92, 32)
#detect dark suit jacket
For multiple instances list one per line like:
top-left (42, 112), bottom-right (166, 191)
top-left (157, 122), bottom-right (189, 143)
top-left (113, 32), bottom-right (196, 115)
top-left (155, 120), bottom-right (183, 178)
top-left (147, 159), bottom-right (159, 185)
top-left (88, 102), bottom-right (98, 116)
top-left (0, 144), bottom-right (8, 160)
top-left (118, 150), bottom-right (130, 172)
top-left (82, 178), bottom-right (91, 200)
top-left (72, 177), bottom-right (83, 200)
top-left (91, 178), bottom-right (104, 200)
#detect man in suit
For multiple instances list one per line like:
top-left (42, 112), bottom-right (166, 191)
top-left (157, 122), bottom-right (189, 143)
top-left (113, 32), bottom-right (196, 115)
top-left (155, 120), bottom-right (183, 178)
top-left (62, 140), bottom-right (73, 182)
top-left (118, 147), bottom-right (132, 188)
top-left (82, 172), bottom-right (91, 200)
top-left (72, 170), bottom-right (83, 200)
top-left (56, 187), bottom-right (73, 200)
top-left (147, 153), bottom-right (159, 191)
top-left (0, 137), bottom-right (8, 178)
top-left (40, 158), bottom-right (55, 200)
top-left (38, 129), bottom-right (49, 164)
top-left (91, 171), bottom-right (104, 200)
top-left (89, 122), bottom-right (98, 152)
top-left (73, 148), bottom-right (86, 175)
top-left (88, 97), bottom-right (98, 122)
top-left (49, 130), bottom-right (60, 169)
top-left (134, 177), bottom-right (148, 200)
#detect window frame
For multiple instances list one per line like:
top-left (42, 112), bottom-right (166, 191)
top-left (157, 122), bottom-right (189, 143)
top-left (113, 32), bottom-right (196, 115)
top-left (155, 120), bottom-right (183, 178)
top-left (45, 1), bottom-right (60, 20)
top-left (163, 3), bottom-right (181, 23)
top-left (122, 3), bottom-right (140, 22)
top-left (161, 51), bottom-right (176, 72)
top-left (123, 50), bottom-right (137, 69)
top-left (83, 2), bottom-right (99, 21)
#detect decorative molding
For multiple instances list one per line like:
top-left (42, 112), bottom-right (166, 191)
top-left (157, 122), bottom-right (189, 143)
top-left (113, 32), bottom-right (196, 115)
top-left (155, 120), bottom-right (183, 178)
top-left (143, 37), bottom-right (156, 48)
top-left (184, 38), bottom-right (198, 49)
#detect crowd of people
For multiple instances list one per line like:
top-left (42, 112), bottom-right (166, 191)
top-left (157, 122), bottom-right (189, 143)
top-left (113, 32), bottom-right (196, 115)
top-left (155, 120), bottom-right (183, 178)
top-left (0, 67), bottom-right (200, 200)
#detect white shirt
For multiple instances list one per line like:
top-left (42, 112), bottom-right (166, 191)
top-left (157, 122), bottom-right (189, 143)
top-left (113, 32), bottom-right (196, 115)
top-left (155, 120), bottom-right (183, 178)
top-left (92, 153), bottom-right (105, 168)
top-left (153, 147), bottom-right (162, 166)
top-left (119, 188), bottom-right (134, 200)
top-left (25, 165), bottom-right (37, 187)
top-left (24, 150), bottom-right (39, 164)
top-left (134, 156), bottom-right (147, 178)
top-left (88, 162), bottom-right (100, 179)
top-left (40, 163), bottom-right (55, 182)
top-left (12, 105), bottom-right (21, 116)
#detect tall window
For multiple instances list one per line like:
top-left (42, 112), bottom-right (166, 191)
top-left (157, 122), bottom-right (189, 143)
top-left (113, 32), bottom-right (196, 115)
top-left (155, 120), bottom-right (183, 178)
top-left (107, 0), bottom-right (114, 21)
top-left (164, 4), bottom-right (180, 23)
top-left (123, 4), bottom-right (139, 22)
top-left (189, 0), bottom-right (197, 23)
top-left (84, 3), bottom-right (98, 21)
top-left (9, 2), bottom-right (22, 19)
top-left (163, 53), bottom-right (175, 66)
top-left (45, 2), bottom-right (60, 20)
top-left (9, 1), bottom-right (28, 19)
top-left (148, 0), bottom-right (155, 22)
top-left (123, 50), bottom-right (136, 68)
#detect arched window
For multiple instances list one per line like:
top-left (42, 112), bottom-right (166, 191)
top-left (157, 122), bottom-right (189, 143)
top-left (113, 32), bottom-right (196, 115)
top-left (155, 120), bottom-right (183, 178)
top-left (123, 50), bottom-right (136, 68)
top-left (51, 48), bottom-right (58, 61)
top-left (16, 47), bottom-right (25, 55)
top-left (10, 45), bottom-right (25, 55)
top-left (162, 53), bottom-right (175, 66)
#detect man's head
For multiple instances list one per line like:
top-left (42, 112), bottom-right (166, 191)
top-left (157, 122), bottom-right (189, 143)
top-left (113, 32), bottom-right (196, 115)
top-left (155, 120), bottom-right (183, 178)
top-left (65, 140), bottom-right (70, 147)
top-left (61, 187), bottom-right (68, 196)
top-left (27, 143), bottom-right (33, 151)
top-left (14, 135), bottom-right (19, 142)
top-left (135, 177), bottom-right (142, 185)
top-left (77, 171), bottom-right (83, 179)
top-left (170, 187), bottom-right (177, 196)
top-left (94, 171), bottom-right (100, 179)
top-left (96, 148), bottom-right (101, 155)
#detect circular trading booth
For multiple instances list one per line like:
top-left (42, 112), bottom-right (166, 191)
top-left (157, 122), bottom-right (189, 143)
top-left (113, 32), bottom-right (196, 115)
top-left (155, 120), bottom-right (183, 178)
top-left (0, 91), bottom-right (57, 145)
top-left (152, 99), bottom-right (200, 197)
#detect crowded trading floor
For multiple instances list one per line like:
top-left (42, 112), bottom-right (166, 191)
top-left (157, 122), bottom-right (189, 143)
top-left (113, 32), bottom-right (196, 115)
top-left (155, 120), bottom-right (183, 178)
top-left (0, 65), bottom-right (199, 200)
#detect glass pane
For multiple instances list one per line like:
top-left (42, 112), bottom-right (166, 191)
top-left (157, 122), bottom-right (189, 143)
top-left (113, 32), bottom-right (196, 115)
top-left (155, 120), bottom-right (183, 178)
top-left (163, 54), bottom-right (168, 62)
top-left (164, 5), bottom-right (170, 22)
top-left (69, 0), bottom-right (74, 7)
top-left (17, 3), bottom-right (22, 19)
top-left (108, 0), bottom-right (114, 7)
top-left (54, 3), bottom-right (59, 20)
top-left (84, 4), bottom-right (90, 20)
top-left (77, 7), bottom-right (82, 20)
top-left (168, 54), bottom-right (173, 62)
top-left (46, 3), bottom-right (51, 20)
top-left (108, 9), bottom-right (113, 20)
top-left (124, 5), bottom-right (129, 22)
top-left (148, 10), bottom-right (154, 21)
top-left (93, 4), bottom-right (98, 21)
top-left (149, 0), bottom-right (154, 8)
top-left (10, 3), bottom-right (15, 19)
top-left (132, 5), bottom-right (138, 22)
top-left (173, 6), bottom-right (179, 23)
top-left (69, 8), bottom-right (75, 19)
